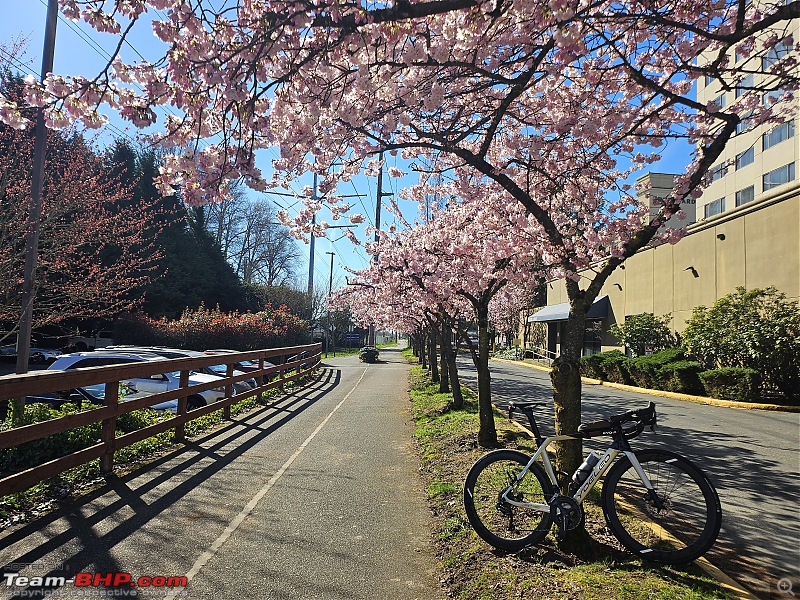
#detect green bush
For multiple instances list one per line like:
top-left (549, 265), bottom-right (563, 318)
top-left (699, 368), bottom-right (761, 402)
top-left (0, 403), bottom-right (101, 473)
top-left (658, 360), bottom-right (705, 394)
top-left (579, 350), bottom-right (631, 383)
top-left (580, 353), bottom-right (607, 379)
top-left (627, 348), bottom-right (686, 389)
top-left (682, 287), bottom-right (800, 401)
top-left (609, 313), bottom-right (677, 357)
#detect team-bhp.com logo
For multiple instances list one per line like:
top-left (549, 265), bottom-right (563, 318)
top-left (4, 572), bottom-right (187, 590)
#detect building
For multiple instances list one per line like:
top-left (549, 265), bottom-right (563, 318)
top-left (524, 18), bottom-right (799, 357)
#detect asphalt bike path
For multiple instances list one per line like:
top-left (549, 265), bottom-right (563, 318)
top-left (0, 346), bottom-right (445, 600)
top-left (456, 355), bottom-right (799, 600)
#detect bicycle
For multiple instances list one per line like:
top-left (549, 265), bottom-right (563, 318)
top-left (463, 401), bottom-right (722, 564)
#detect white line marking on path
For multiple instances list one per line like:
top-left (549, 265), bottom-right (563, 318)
top-left (165, 367), bottom-right (368, 599)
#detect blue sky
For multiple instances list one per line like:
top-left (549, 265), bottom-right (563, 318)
top-left (1, 3), bottom-right (695, 292)
top-left (0, 2), bottom-right (416, 292)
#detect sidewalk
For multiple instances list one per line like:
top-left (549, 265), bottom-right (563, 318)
top-left (0, 347), bottom-right (445, 600)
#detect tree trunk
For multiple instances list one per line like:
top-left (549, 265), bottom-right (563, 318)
top-left (439, 335), bottom-right (450, 393)
top-left (550, 309), bottom-right (586, 482)
top-left (550, 305), bottom-right (591, 551)
top-left (442, 325), bottom-right (463, 409)
top-left (475, 302), bottom-right (498, 447)
top-left (429, 331), bottom-right (440, 383)
top-left (420, 332), bottom-right (427, 370)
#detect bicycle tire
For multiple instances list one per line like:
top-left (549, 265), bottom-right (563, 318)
top-left (602, 449), bottom-right (721, 564)
top-left (464, 449), bottom-right (555, 551)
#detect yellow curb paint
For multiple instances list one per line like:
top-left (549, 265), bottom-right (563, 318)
top-left (491, 358), bottom-right (800, 413)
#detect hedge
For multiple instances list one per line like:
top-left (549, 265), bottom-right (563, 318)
top-left (699, 368), bottom-right (761, 402)
top-left (580, 349), bottom-right (706, 395)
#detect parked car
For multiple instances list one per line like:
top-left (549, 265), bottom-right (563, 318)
top-left (25, 382), bottom-right (178, 412)
top-left (101, 346), bottom-right (257, 392)
top-left (0, 345), bottom-right (62, 364)
top-left (47, 352), bottom-right (226, 410)
top-left (67, 330), bottom-right (115, 351)
top-left (203, 349), bottom-right (262, 373)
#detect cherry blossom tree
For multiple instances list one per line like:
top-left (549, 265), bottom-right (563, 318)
top-left (2, 0), bottom-right (797, 473)
top-left (0, 114), bottom-right (163, 341)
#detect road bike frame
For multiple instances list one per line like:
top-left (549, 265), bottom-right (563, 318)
top-left (500, 433), bottom-right (657, 512)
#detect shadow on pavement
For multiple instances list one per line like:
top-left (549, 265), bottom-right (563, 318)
top-left (0, 367), bottom-right (342, 599)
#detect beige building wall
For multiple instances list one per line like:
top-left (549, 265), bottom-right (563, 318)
top-left (546, 187), bottom-right (799, 345)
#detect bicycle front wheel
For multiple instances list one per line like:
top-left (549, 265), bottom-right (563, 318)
top-left (602, 449), bottom-right (721, 564)
top-left (463, 449), bottom-right (554, 551)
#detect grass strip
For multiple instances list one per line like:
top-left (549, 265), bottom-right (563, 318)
top-left (404, 349), bottom-right (730, 600)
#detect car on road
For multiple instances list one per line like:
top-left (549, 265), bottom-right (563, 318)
top-left (47, 352), bottom-right (227, 410)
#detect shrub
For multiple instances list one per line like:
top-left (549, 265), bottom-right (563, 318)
top-left (658, 361), bottom-right (705, 394)
top-left (627, 348), bottom-right (686, 389)
top-left (0, 403), bottom-right (101, 473)
top-left (580, 353), bottom-right (607, 379)
top-left (682, 287), bottom-right (800, 401)
top-left (699, 368), bottom-right (761, 402)
top-left (609, 313), bottom-right (677, 357)
top-left (579, 350), bottom-right (631, 383)
top-left (116, 303), bottom-right (311, 351)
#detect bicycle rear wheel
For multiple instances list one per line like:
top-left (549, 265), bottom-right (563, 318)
top-left (463, 449), bottom-right (554, 551)
top-left (602, 449), bottom-right (721, 564)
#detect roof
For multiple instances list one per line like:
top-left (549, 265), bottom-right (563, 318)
top-left (527, 295), bottom-right (610, 322)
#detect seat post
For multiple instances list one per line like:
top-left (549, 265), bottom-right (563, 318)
top-left (520, 408), bottom-right (546, 447)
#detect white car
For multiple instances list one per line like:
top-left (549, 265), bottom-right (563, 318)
top-left (47, 352), bottom-right (226, 410)
top-left (102, 346), bottom-right (258, 392)
top-left (0, 345), bottom-right (62, 365)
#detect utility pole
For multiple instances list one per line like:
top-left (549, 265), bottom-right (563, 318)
top-left (16, 0), bottom-right (58, 381)
top-left (326, 251), bottom-right (335, 358)
top-left (307, 173), bottom-right (317, 301)
top-left (368, 152), bottom-right (392, 346)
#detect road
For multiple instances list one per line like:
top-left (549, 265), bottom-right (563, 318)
top-left (0, 347), bottom-right (445, 600)
top-left (456, 356), bottom-right (800, 600)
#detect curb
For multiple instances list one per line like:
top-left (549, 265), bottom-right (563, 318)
top-left (491, 358), bottom-right (800, 413)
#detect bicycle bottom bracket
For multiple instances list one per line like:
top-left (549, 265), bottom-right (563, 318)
top-left (550, 495), bottom-right (582, 530)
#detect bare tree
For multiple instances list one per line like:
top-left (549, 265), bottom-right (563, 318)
top-left (205, 191), bottom-right (301, 287)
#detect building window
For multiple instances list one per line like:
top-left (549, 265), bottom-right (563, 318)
top-left (736, 74), bottom-right (754, 98)
top-left (582, 322), bottom-right (602, 357)
top-left (704, 197), bottom-right (726, 218)
top-left (735, 186), bottom-right (755, 207)
top-left (735, 147), bottom-right (754, 170)
top-left (712, 93), bottom-right (726, 109)
top-left (708, 163), bottom-right (726, 182)
top-left (763, 163), bottom-right (796, 191)
top-left (704, 74), bottom-right (716, 87)
top-left (762, 40), bottom-right (792, 70)
top-left (762, 120), bottom-right (795, 151)
top-left (736, 112), bottom-right (753, 134)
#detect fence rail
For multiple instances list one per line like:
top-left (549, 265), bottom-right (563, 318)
top-left (0, 343), bottom-right (322, 496)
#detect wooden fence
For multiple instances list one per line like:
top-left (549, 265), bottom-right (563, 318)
top-left (0, 343), bottom-right (322, 496)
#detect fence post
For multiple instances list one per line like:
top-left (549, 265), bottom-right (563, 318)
top-left (175, 370), bottom-right (189, 442)
top-left (223, 364), bottom-right (233, 420)
top-left (257, 358), bottom-right (265, 402)
top-left (279, 353), bottom-right (285, 391)
top-left (100, 381), bottom-right (119, 474)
